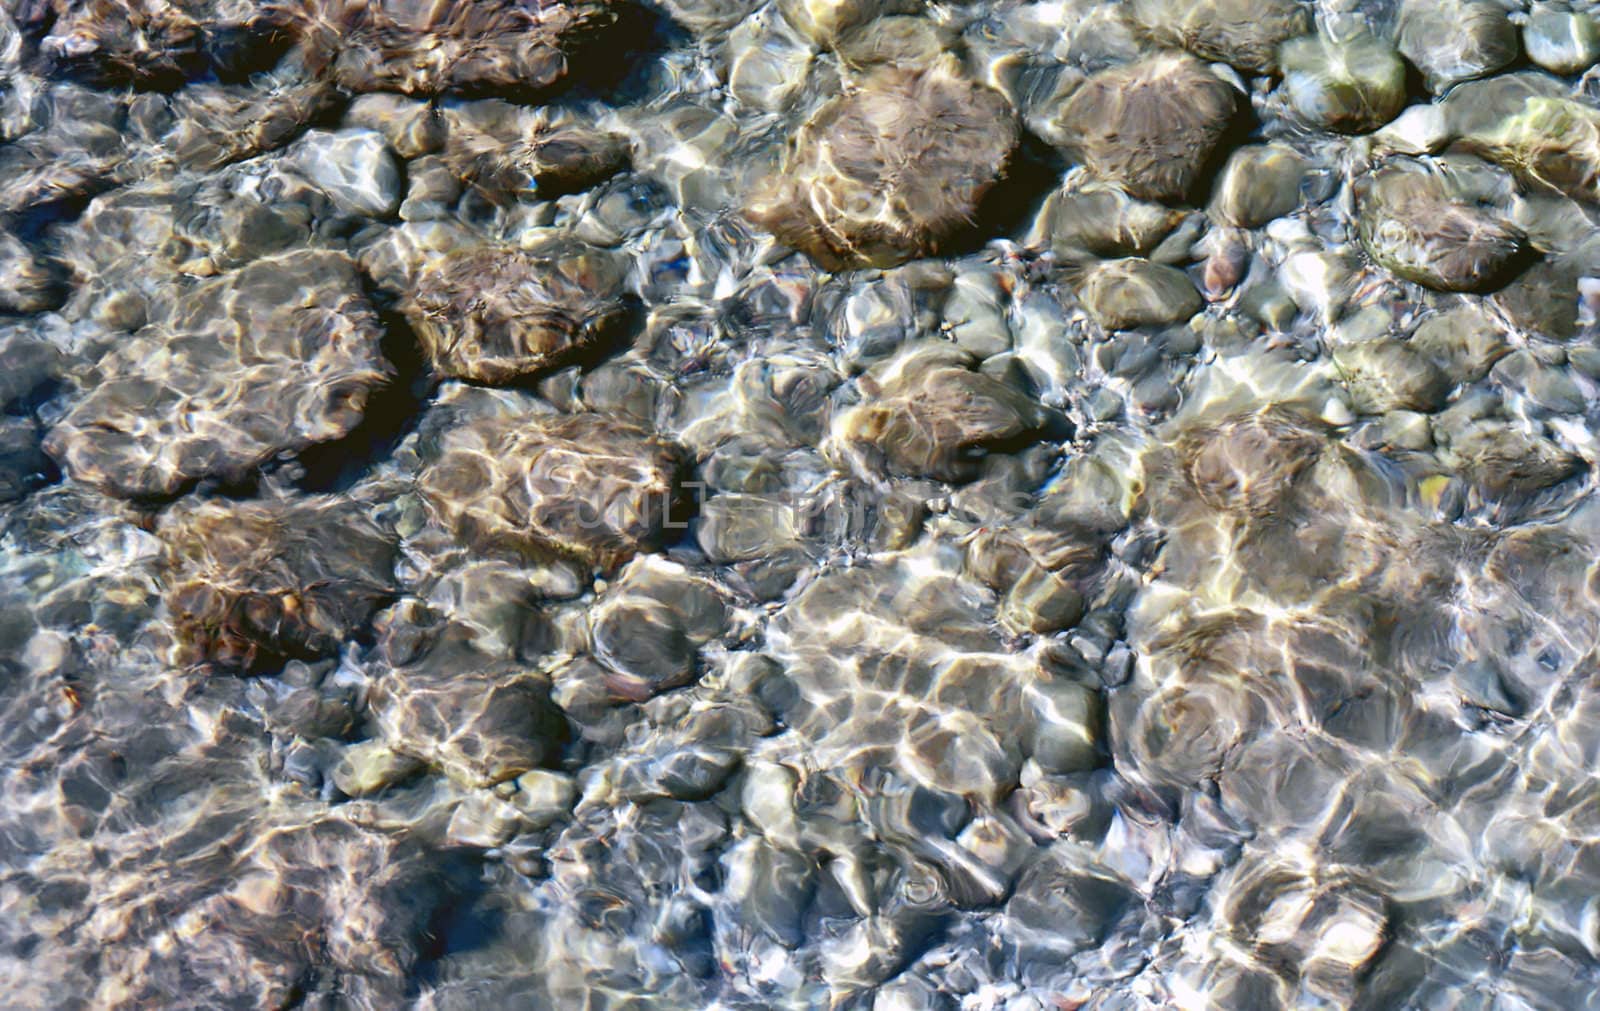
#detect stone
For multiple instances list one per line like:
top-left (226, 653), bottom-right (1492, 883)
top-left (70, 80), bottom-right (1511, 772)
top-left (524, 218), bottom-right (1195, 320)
top-left (1176, 409), bottom-right (1323, 516)
top-left (163, 76), bottom-right (339, 172)
top-left (1357, 157), bottom-right (1525, 292)
top-left (370, 622), bottom-right (565, 788)
top-left (1411, 306), bottom-right (1510, 382)
top-left (401, 244), bottom-right (629, 384)
top-left (1396, 0), bottom-right (1519, 94)
top-left (286, 0), bottom-right (619, 97)
top-left (1279, 32), bottom-right (1407, 134)
top-left (778, 0), bottom-right (918, 45)
top-left (453, 123), bottom-right (630, 202)
top-left (1332, 340), bottom-right (1451, 414)
top-left (159, 494), bottom-right (398, 670)
top-left (416, 410), bottom-right (682, 570)
top-left (1021, 678), bottom-right (1101, 774)
top-left (1125, 0), bottom-right (1310, 75)
top-left (44, 250), bottom-right (392, 498)
top-left (0, 230), bottom-right (62, 312)
top-left (285, 128), bottom-right (402, 218)
top-left (1210, 145), bottom-right (1306, 227)
top-left (1438, 420), bottom-right (1584, 495)
top-left (342, 92), bottom-right (447, 159)
top-left (1463, 96), bottom-right (1600, 204)
top-left (830, 342), bottom-right (1051, 482)
top-left (1054, 53), bottom-right (1237, 204)
top-left (1524, 5), bottom-right (1600, 75)
top-left (331, 740), bottom-right (425, 797)
top-left (590, 556), bottom-right (729, 700)
top-left (0, 326), bottom-right (67, 411)
top-left (0, 416), bottom-right (48, 502)
top-left (11, 0), bottom-right (290, 88)
top-left (1078, 259), bottom-right (1202, 331)
top-left (748, 64), bottom-right (1017, 269)
top-left (1027, 182), bottom-right (1186, 259)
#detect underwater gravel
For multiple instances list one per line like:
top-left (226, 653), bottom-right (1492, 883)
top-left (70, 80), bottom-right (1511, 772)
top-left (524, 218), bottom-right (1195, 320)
top-left (5, 0), bottom-right (1600, 1008)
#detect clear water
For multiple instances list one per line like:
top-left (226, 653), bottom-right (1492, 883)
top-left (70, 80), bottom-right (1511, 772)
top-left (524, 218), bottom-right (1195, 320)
top-left (3, 0), bottom-right (1600, 1008)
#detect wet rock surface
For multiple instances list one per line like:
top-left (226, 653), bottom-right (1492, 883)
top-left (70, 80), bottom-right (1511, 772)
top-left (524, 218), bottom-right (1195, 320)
top-left (5, 1), bottom-right (1600, 1008)
top-left (417, 408), bottom-right (682, 569)
top-left (42, 249), bottom-right (391, 498)
top-left (402, 243), bottom-right (629, 383)
top-left (748, 63), bottom-right (1017, 269)
top-left (1054, 52), bottom-right (1238, 203)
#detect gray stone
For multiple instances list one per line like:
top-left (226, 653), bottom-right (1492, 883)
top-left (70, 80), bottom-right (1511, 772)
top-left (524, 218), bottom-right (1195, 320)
top-left (1397, 0), bottom-right (1520, 94)
top-left (1078, 259), bottom-right (1202, 331)
top-left (1210, 145), bottom-right (1307, 227)
top-left (1524, 5), bottom-right (1600, 75)
top-left (44, 250), bottom-right (392, 498)
top-left (1357, 158), bottom-right (1525, 292)
top-left (287, 129), bottom-right (402, 218)
top-left (1280, 32), bottom-right (1407, 134)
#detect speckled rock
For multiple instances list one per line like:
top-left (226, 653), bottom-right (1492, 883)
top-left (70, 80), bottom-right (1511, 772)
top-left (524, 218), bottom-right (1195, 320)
top-left (748, 64), bottom-right (1017, 269)
top-left (1078, 258), bottom-right (1202, 331)
top-left (829, 341), bottom-right (1051, 482)
top-left (1054, 53), bottom-right (1237, 204)
top-left (1125, 0), bottom-right (1310, 74)
top-left (1279, 32), bottom-right (1407, 134)
top-left (44, 250), bottom-right (391, 498)
top-left (401, 244), bottom-right (629, 384)
top-left (1357, 157), bottom-right (1525, 292)
top-left (159, 494), bottom-right (397, 670)
top-left (417, 411), bottom-right (682, 569)
top-left (286, 0), bottom-right (619, 97)
top-left (1396, 0), bottom-right (1519, 94)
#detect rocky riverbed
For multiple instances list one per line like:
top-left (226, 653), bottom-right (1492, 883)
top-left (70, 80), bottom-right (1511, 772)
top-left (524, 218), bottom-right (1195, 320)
top-left (4, 0), bottom-right (1600, 1007)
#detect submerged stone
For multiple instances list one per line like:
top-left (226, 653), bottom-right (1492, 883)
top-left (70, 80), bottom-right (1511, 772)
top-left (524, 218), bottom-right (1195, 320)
top-left (1356, 158), bottom-right (1526, 292)
top-left (401, 244), bottom-right (630, 384)
top-left (370, 618), bottom-right (565, 788)
top-left (1396, 0), bottom-right (1519, 94)
top-left (44, 250), bottom-right (392, 498)
top-left (748, 64), bottom-right (1017, 269)
top-left (1027, 181), bottom-right (1186, 259)
top-left (1125, 0), bottom-right (1310, 75)
top-left (159, 494), bottom-right (397, 670)
top-left (1523, 5), bottom-right (1600, 75)
top-left (1078, 258), bottom-right (1202, 331)
top-left (1463, 96), bottom-right (1600, 204)
top-left (1279, 33), bottom-right (1407, 134)
top-left (1177, 409), bottom-right (1323, 516)
top-left (12, 0), bottom-right (289, 88)
top-left (286, 0), bottom-right (619, 97)
top-left (830, 342), bottom-right (1051, 482)
top-left (1209, 145), bottom-right (1306, 227)
top-left (417, 411), bottom-right (682, 569)
top-left (1054, 53), bottom-right (1237, 204)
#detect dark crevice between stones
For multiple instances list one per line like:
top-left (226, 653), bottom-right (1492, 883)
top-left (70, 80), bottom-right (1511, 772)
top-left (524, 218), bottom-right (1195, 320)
top-left (293, 308), bottom-right (432, 495)
top-left (560, 3), bottom-right (693, 106)
top-left (1190, 95), bottom-right (1264, 212)
top-left (947, 126), bottom-right (1064, 261)
top-left (7, 189), bottom-right (107, 244)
